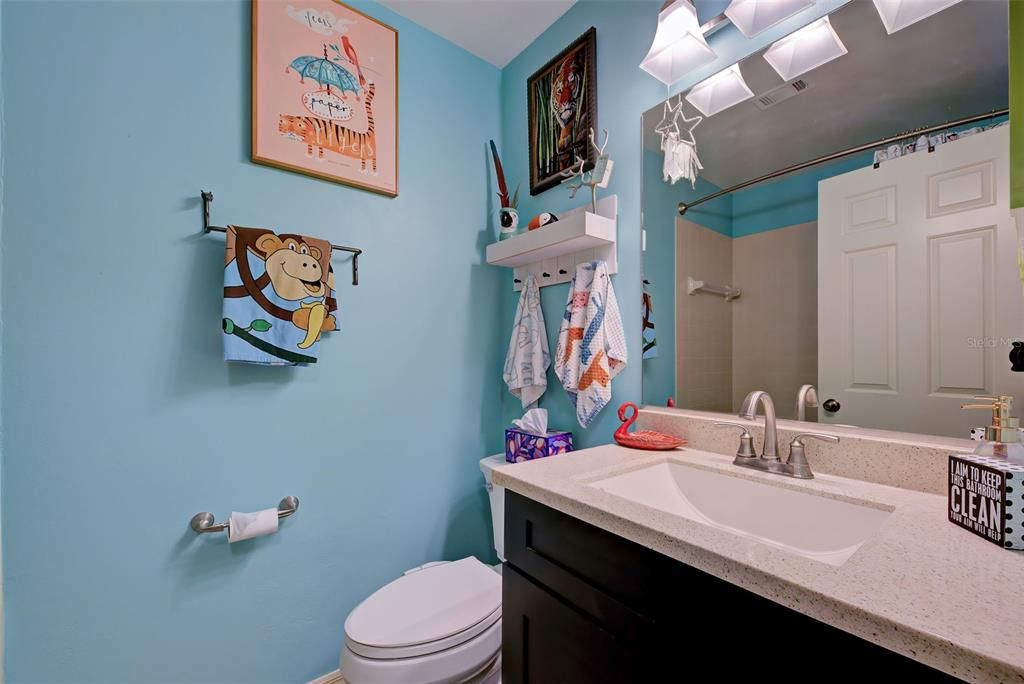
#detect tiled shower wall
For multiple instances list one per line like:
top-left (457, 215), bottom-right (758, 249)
top-left (675, 220), bottom-right (817, 417)
top-left (675, 218), bottom-right (733, 412)
top-left (732, 222), bottom-right (818, 419)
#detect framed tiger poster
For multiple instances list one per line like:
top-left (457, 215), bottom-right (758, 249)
top-left (252, 0), bottom-right (398, 197)
top-left (527, 27), bottom-right (597, 196)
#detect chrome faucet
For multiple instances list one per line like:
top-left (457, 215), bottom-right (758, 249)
top-left (795, 384), bottom-right (819, 422)
top-left (739, 390), bottom-right (780, 461)
top-left (720, 390), bottom-right (840, 479)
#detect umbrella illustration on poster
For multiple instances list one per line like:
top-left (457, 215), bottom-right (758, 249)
top-left (287, 43), bottom-right (363, 120)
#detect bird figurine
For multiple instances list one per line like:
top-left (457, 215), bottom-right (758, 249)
top-left (614, 402), bottom-right (686, 450)
top-left (528, 212), bottom-right (558, 230)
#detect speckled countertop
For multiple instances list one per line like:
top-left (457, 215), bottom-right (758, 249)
top-left (492, 445), bottom-right (1024, 683)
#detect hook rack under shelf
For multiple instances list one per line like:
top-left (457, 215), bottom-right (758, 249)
top-left (201, 191), bottom-right (362, 286)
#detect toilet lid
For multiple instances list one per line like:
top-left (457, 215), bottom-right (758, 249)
top-left (345, 557), bottom-right (501, 651)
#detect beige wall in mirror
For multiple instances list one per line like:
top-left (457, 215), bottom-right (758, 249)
top-left (641, 0), bottom-right (1018, 440)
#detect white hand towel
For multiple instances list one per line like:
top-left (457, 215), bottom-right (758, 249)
top-left (555, 261), bottom-right (627, 428)
top-left (503, 275), bottom-right (550, 409)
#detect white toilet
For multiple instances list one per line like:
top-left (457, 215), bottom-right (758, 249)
top-left (340, 455), bottom-right (508, 684)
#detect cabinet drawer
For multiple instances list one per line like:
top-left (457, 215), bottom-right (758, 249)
top-left (504, 490), bottom-right (674, 632)
top-left (502, 564), bottom-right (637, 684)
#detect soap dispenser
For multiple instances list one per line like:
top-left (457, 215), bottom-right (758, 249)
top-left (960, 395), bottom-right (1024, 463)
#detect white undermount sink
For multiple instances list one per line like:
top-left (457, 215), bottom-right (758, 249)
top-left (587, 460), bottom-right (892, 566)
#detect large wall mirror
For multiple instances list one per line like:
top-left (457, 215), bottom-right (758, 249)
top-left (641, 0), bottom-right (1018, 439)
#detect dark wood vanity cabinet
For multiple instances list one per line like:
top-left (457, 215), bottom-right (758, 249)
top-left (501, 491), bottom-right (958, 684)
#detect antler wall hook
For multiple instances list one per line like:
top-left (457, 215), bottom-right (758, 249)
top-left (559, 128), bottom-right (612, 213)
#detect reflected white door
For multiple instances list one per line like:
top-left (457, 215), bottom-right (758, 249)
top-left (818, 126), bottom-right (1020, 437)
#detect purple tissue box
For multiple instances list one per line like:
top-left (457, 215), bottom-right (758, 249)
top-left (505, 428), bottom-right (574, 463)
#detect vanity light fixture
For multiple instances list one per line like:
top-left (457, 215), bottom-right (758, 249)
top-left (640, 0), bottom-right (717, 86)
top-left (762, 16), bottom-right (847, 82)
top-left (871, 0), bottom-right (962, 35)
top-left (685, 64), bottom-right (754, 117)
top-left (724, 0), bottom-right (815, 38)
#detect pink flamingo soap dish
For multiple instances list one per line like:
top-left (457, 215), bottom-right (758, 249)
top-left (613, 403), bottom-right (686, 450)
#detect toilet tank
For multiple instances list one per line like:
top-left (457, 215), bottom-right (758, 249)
top-left (479, 455), bottom-right (508, 562)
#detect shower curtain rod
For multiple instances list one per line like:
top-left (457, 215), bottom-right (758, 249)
top-left (678, 107), bottom-right (1009, 216)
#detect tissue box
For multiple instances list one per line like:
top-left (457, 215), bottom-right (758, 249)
top-left (505, 428), bottom-right (574, 463)
top-left (948, 453), bottom-right (1024, 549)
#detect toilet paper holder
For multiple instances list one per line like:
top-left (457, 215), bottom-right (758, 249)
top-left (190, 496), bottom-right (300, 534)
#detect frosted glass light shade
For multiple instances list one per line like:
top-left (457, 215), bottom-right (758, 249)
top-left (871, 0), bottom-right (962, 35)
top-left (763, 16), bottom-right (847, 81)
top-left (685, 64), bottom-right (754, 116)
top-left (724, 0), bottom-right (815, 38)
top-left (640, 0), bottom-right (717, 86)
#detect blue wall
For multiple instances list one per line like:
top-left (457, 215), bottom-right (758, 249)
top-left (497, 0), bottom-right (844, 443)
top-left (731, 154), bottom-right (872, 236)
top-left (641, 149), bottom-right (732, 407)
top-left (0, 0), bottom-right (858, 679)
top-left (0, 1), bottom-right (502, 681)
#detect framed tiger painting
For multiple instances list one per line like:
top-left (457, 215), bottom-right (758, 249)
top-left (252, 0), bottom-right (398, 197)
top-left (527, 27), bottom-right (597, 196)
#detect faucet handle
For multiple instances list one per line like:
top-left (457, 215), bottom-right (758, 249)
top-left (786, 433), bottom-right (840, 478)
top-left (714, 422), bottom-right (757, 460)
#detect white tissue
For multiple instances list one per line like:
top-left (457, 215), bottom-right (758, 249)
top-left (512, 408), bottom-right (548, 436)
top-left (227, 508), bottom-right (279, 543)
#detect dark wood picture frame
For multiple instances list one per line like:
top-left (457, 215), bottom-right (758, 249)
top-left (527, 27), bottom-right (598, 196)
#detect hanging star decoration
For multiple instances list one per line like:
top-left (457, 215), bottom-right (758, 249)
top-left (658, 96), bottom-right (703, 188)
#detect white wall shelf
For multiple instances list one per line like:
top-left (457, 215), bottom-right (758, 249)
top-left (486, 195), bottom-right (617, 290)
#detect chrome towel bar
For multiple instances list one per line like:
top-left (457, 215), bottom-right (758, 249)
top-left (190, 496), bottom-right (300, 534)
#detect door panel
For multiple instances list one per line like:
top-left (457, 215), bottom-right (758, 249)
top-left (819, 127), bottom-right (1018, 437)
top-left (928, 228), bottom-right (994, 394)
top-left (846, 245), bottom-right (898, 390)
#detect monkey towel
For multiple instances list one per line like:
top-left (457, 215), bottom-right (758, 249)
top-left (504, 275), bottom-right (550, 409)
top-left (222, 225), bottom-right (338, 365)
top-left (555, 261), bottom-right (627, 428)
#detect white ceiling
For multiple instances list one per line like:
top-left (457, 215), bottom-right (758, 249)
top-left (380, 0), bottom-right (578, 67)
top-left (643, 0), bottom-right (1008, 188)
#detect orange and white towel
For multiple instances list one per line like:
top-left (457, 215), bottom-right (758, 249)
top-left (555, 261), bottom-right (627, 428)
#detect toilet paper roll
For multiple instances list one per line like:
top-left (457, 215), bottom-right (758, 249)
top-left (228, 508), bottom-right (279, 543)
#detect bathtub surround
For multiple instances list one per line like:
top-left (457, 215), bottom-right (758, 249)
top-left (675, 218), bottom-right (732, 412)
top-left (668, 218), bottom-right (817, 417)
top-left (730, 222), bottom-right (817, 417)
top-left (1, 0), bottom-right (502, 681)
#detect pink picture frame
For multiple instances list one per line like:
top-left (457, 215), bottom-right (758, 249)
top-left (252, 0), bottom-right (398, 197)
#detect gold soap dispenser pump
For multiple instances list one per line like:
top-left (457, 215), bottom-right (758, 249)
top-left (960, 395), bottom-right (1024, 463)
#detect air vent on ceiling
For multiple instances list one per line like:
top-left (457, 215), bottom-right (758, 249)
top-left (754, 78), bottom-right (812, 110)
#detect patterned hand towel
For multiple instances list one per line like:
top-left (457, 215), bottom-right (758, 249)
top-left (555, 261), bottom-right (627, 428)
top-left (504, 275), bottom-right (549, 409)
top-left (222, 226), bottom-right (338, 365)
